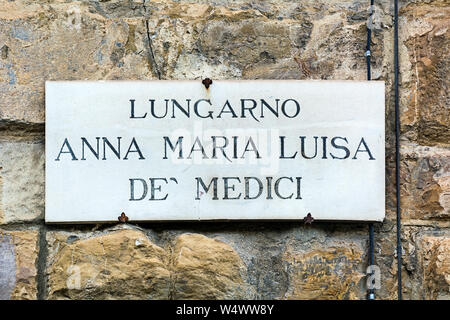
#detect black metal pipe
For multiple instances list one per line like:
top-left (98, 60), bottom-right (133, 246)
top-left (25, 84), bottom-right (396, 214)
top-left (368, 224), bottom-right (375, 299)
top-left (366, 0), bottom-right (374, 81)
top-left (366, 0), bottom-right (376, 301)
top-left (369, 224), bottom-right (374, 267)
top-left (394, 0), bottom-right (402, 300)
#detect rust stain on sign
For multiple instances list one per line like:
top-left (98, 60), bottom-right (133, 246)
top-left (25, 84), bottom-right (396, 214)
top-left (202, 78), bottom-right (213, 89)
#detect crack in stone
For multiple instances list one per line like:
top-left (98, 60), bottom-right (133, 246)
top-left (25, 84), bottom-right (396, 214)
top-left (143, 1), bottom-right (161, 80)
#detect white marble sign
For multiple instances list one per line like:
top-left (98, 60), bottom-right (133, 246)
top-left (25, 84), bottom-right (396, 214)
top-left (45, 80), bottom-right (385, 223)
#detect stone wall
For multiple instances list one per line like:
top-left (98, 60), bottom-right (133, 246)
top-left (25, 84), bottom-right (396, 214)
top-left (0, 0), bottom-right (448, 300)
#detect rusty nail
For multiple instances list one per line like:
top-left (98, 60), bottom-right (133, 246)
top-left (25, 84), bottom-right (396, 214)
top-left (118, 212), bottom-right (129, 223)
top-left (202, 78), bottom-right (213, 89)
top-left (303, 213), bottom-right (314, 225)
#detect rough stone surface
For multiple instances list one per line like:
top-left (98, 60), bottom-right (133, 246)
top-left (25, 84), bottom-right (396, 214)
top-left (171, 233), bottom-right (251, 299)
top-left (0, 0), bottom-right (154, 124)
top-left (46, 227), bottom-right (256, 299)
top-left (47, 227), bottom-right (171, 299)
top-left (400, 145), bottom-right (450, 221)
top-left (283, 243), bottom-right (365, 299)
top-left (0, 229), bottom-right (38, 300)
top-left (0, 0), bottom-right (448, 300)
top-left (46, 226), bottom-right (373, 300)
top-left (399, 1), bottom-right (449, 146)
top-left (0, 141), bottom-right (44, 224)
top-left (420, 235), bottom-right (450, 300)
